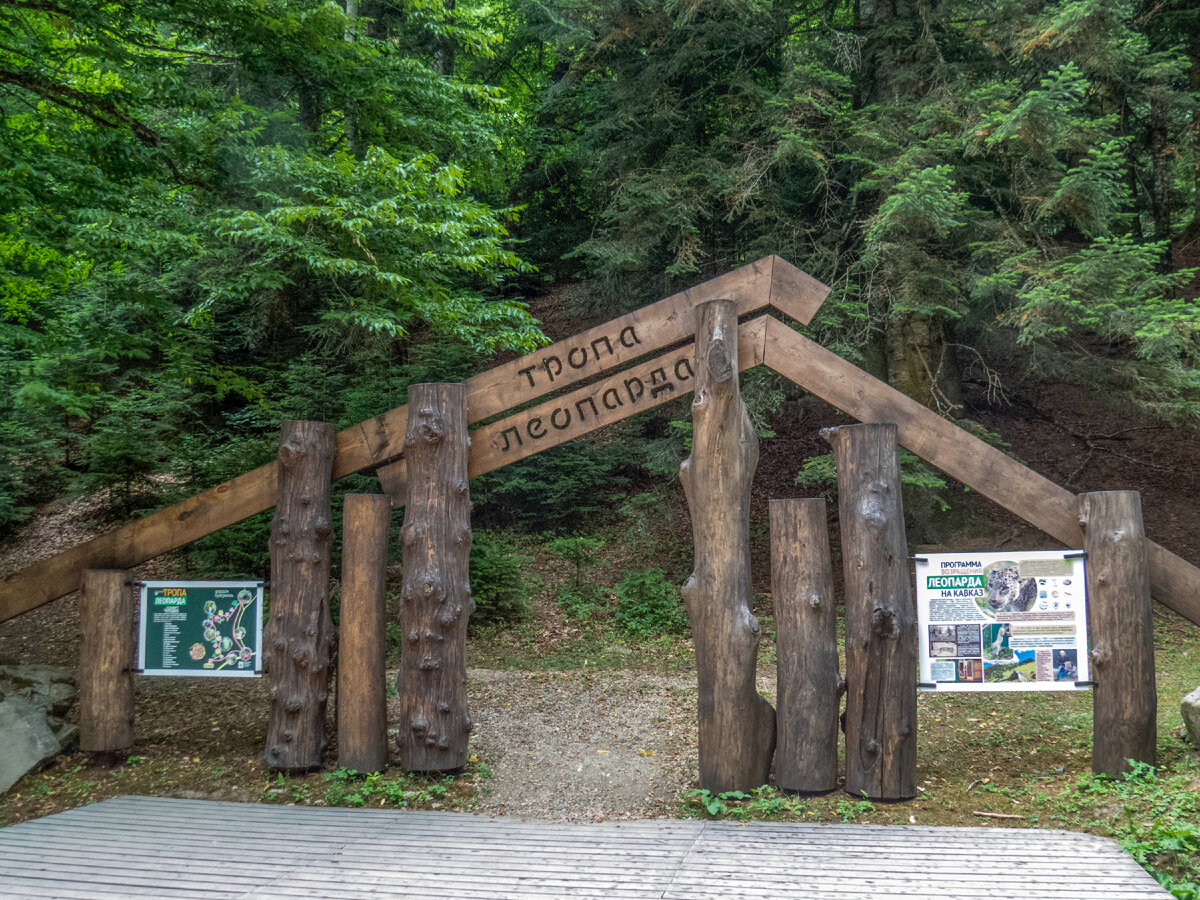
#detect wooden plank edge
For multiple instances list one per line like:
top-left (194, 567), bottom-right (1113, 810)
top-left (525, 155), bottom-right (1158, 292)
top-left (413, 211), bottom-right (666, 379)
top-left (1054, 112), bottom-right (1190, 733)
top-left (767, 255), bottom-right (831, 327)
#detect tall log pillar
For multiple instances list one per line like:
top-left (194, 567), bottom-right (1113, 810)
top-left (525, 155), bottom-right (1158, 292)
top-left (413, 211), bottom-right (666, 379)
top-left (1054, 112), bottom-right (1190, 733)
top-left (79, 569), bottom-right (134, 757)
top-left (822, 422), bottom-right (917, 801)
top-left (680, 299), bottom-right (776, 793)
top-left (770, 499), bottom-right (840, 794)
top-left (265, 419), bottom-right (337, 771)
top-left (1079, 491), bottom-right (1156, 776)
top-left (398, 383), bottom-right (473, 772)
top-left (338, 493), bottom-right (391, 774)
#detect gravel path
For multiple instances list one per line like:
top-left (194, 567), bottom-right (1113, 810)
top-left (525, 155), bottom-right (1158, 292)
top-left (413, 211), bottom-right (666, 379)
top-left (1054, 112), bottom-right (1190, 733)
top-left (385, 669), bottom-right (704, 822)
top-left (392, 668), bottom-right (777, 822)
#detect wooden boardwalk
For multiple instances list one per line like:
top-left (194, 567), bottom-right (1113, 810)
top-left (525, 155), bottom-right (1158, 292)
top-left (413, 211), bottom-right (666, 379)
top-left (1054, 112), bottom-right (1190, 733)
top-left (0, 796), bottom-right (1167, 899)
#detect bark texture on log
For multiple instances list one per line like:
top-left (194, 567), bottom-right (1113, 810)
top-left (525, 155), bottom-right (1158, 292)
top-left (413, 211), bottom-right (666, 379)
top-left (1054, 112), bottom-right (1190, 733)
top-left (338, 493), bottom-right (391, 774)
top-left (398, 383), bottom-right (473, 772)
top-left (1080, 491), bottom-right (1156, 776)
top-left (680, 299), bottom-right (776, 793)
top-left (79, 570), bottom-right (134, 754)
top-left (770, 499), bottom-right (840, 794)
top-left (822, 423), bottom-right (917, 801)
top-left (265, 420), bottom-right (337, 771)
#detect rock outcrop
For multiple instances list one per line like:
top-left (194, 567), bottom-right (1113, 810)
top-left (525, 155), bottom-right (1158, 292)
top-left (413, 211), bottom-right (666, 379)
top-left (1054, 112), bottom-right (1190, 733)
top-left (0, 665), bottom-right (79, 794)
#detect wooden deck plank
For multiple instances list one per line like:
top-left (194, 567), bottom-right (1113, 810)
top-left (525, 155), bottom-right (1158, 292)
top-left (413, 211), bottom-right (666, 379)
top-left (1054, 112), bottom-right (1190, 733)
top-left (0, 797), bottom-right (1167, 900)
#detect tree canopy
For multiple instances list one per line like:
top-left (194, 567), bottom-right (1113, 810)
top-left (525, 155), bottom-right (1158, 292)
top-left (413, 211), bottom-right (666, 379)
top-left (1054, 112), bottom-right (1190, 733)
top-left (2, 0), bottom-right (1199, 534)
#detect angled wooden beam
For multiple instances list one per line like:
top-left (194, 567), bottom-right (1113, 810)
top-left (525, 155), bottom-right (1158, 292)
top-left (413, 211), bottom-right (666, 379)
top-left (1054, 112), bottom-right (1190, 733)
top-left (378, 317), bottom-right (769, 500)
top-left (762, 317), bottom-right (1200, 626)
top-left (1, 256), bottom-right (822, 624)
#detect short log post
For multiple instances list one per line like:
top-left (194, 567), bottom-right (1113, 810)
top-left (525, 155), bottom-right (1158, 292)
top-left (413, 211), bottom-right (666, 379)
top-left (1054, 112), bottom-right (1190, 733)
top-left (398, 383), bottom-right (473, 772)
top-left (79, 569), bottom-right (135, 758)
top-left (770, 499), bottom-right (840, 794)
top-left (822, 422), bottom-right (917, 801)
top-left (680, 298), bottom-right (776, 793)
top-left (1079, 490), bottom-right (1156, 776)
top-left (338, 493), bottom-right (391, 774)
top-left (265, 419), bottom-right (337, 771)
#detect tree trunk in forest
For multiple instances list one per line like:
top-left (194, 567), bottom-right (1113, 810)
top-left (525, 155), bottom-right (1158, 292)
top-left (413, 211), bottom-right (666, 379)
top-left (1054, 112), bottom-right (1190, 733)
top-left (338, 493), bottom-right (390, 774)
top-left (886, 310), bottom-right (963, 414)
top-left (1079, 491), bottom-right (1156, 777)
top-left (433, 0), bottom-right (456, 75)
top-left (822, 422), bottom-right (917, 801)
top-left (680, 299), bottom-right (776, 793)
top-left (79, 570), bottom-right (134, 756)
top-left (265, 420), bottom-right (337, 771)
top-left (343, 0), bottom-right (359, 156)
top-left (398, 383), bottom-right (473, 772)
top-left (1149, 89), bottom-right (1172, 247)
top-left (1190, 44), bottom-right (1200, 240)
top-left (770, 499), bottom-right (840, 795)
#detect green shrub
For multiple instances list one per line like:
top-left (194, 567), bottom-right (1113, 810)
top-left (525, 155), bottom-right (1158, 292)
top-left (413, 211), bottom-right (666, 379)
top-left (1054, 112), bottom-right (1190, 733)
top-left (615, 569), bottom-right (688, 636)
top-left (546, 535), bottom-right (608, 622)
top-left (469, 529), bottom-right (532, 629)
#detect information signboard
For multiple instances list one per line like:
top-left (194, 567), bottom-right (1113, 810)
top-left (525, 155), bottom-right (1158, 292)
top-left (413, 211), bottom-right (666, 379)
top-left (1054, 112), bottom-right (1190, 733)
top-left (138, 581), bottom-right (263, 677)
top-left (915, 551), bottom-right (1089, 692)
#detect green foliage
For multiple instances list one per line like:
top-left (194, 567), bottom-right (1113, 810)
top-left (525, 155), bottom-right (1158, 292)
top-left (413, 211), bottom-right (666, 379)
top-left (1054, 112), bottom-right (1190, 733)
top-left (836, 797), bottom-right (877, 823)
top-left (546, 535), bottom-right (607, 621)
top-left (615, 569), bottom-right (688, 637)
top-left (1070, 761), bottom-right (1200, 896)
top-left (474, 442), bottom-right (629, 531)
top-left (0, 0), bottom-right (542, 530)
top-left (323, 767), bottom-right (457, 810)
top-left (469, 530), bottom-right (533, 629)
top-left (795, 450), bottom-right (951, 512)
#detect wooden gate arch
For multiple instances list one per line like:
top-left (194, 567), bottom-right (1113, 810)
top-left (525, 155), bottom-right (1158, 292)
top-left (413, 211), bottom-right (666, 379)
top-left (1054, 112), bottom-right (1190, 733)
top-left (3, 254), bottom-right (1198, 627)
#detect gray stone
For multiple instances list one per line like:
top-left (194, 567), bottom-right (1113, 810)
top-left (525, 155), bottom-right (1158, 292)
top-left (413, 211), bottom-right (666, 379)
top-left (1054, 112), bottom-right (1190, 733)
top-left (0, 697), bottom-right (62, 794)
top-left (1182, 685), bottom-right (1200, 749)
top-left (0, 664), bottom-right (75, 687)
top-left (15, 680), bottom-right (76, 716)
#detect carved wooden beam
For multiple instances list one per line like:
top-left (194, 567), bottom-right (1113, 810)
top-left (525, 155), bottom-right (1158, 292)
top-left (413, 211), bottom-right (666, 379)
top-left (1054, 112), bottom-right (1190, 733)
top-left (0, 258), bottom-right (822, 623)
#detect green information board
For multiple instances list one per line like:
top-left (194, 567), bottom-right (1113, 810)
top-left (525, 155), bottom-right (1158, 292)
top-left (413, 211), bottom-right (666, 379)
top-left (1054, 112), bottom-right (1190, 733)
top-left (138, 581), bottom-right (263, 677)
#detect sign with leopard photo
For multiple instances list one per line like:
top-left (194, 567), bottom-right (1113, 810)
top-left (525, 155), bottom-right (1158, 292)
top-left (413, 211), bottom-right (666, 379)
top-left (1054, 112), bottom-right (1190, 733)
top-left (915, 551), bottom-right (1089, 692)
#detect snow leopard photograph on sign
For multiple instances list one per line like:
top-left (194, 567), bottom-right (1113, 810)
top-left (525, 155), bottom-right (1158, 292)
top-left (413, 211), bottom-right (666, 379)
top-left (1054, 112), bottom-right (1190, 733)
top-left (982, 561), bottom-right (1038, 614)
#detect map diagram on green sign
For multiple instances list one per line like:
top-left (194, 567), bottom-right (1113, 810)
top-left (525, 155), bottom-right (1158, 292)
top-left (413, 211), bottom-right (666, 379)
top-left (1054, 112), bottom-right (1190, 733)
top-left (138, 581), bottom-right (263, 678)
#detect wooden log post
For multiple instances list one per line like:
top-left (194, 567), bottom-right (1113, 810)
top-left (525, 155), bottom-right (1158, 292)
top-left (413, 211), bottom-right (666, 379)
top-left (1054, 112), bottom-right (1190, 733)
top-left (398, 383), bottom-right (473, 772)
top-left (265, 420), bottom-right (337, 771)
top-left (79, 569), bottom-right (134, 757)
top-left (338, 494), bottom-right (391, 774)
top-left (1079, 491), bottom-right (1156, 776)
top-left (680, 299), bottom-right (776, 793)
top-left (770, 499), bottom-right (840, 795)
top-left (822, 422), bottom-right (917, 801)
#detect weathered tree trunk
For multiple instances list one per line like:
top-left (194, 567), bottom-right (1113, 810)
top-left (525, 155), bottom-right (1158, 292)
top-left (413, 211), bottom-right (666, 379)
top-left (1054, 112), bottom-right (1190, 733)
top-left (338, 493), bottom-right (390, 774)
top-left (398, 383), bottom-right (473, 772)
top-left (886, 310), bottom-right (963, 415)
top-left (1079, 491), bottom-right (1156, 776)
top-left (770, 499), bottom-right (840, 794)
top-left (1148, 90), bottom-right (1172, 247)
top-left (79, 570), bottom-right (134, 757)
top-left (822, 422), bottom-right (917, 801)
top-left (680, 299), bottom-right (776, 793)
top-left (265, 420), bottom-right (337, 771)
